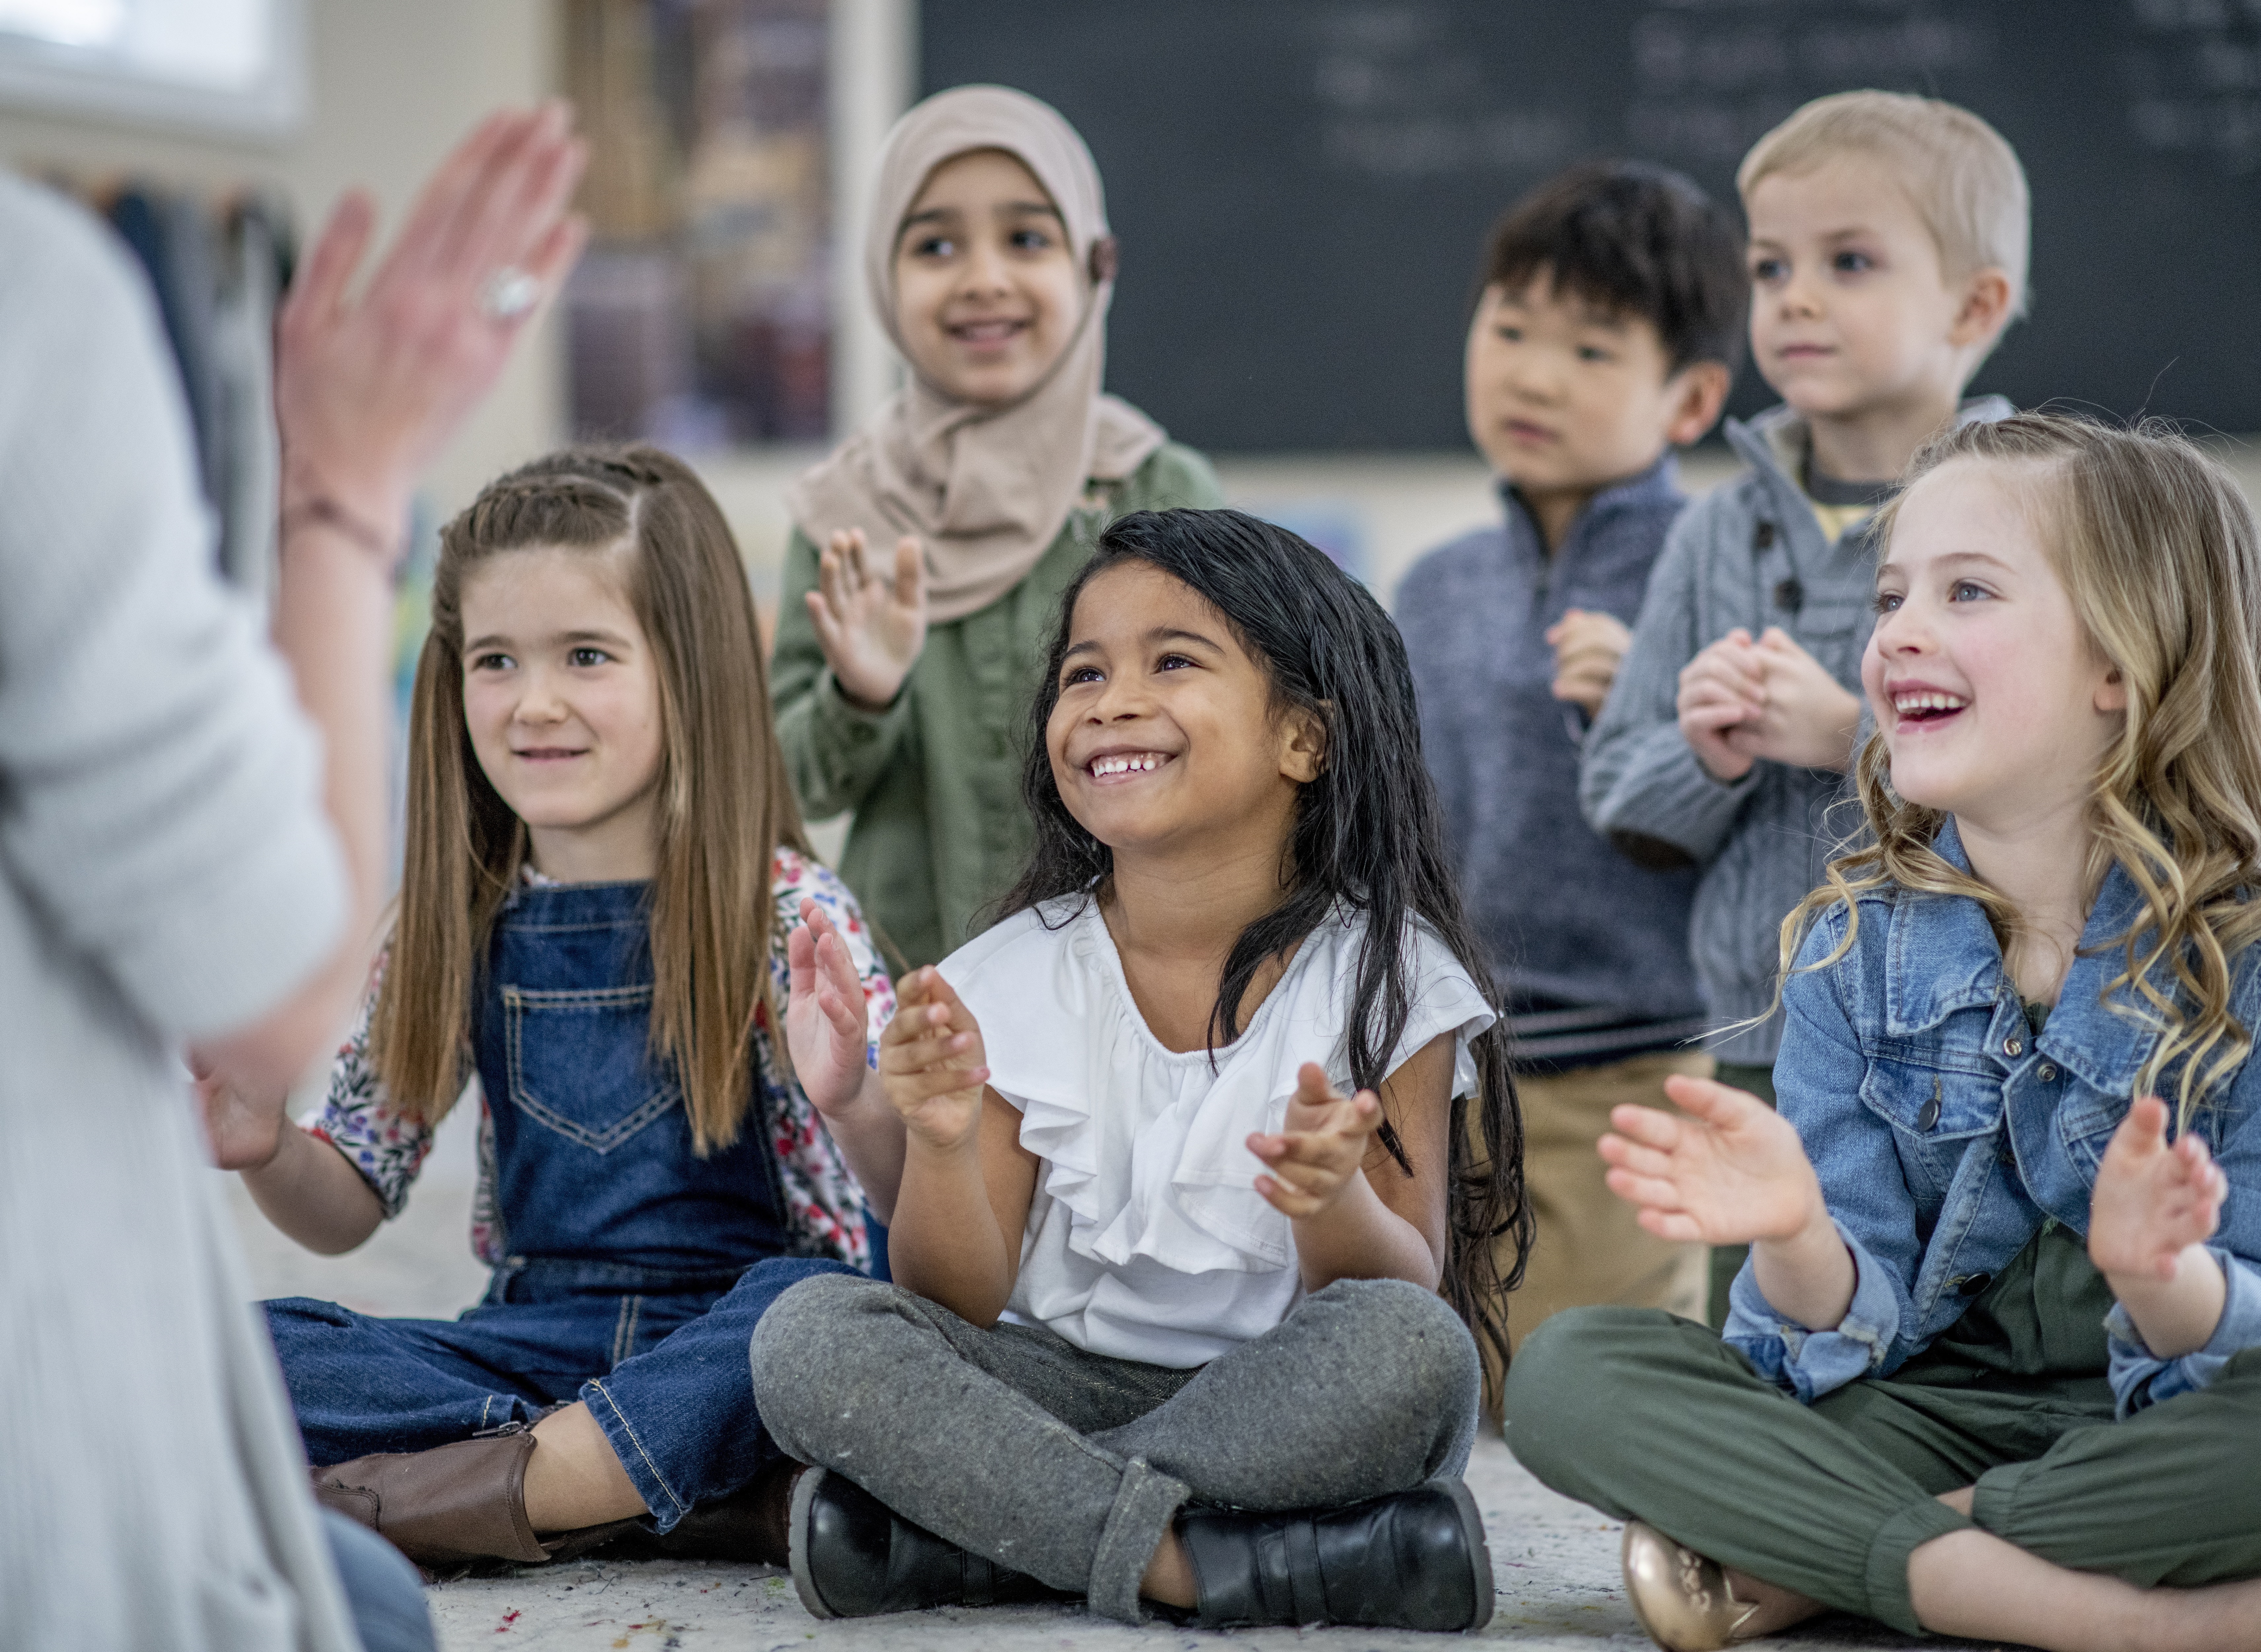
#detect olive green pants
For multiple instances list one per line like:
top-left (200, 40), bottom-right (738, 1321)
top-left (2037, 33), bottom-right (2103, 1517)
top-left (1503, 1224), bottom-right (2261, 1635)
top-left (1705, 1060), bottom-right (1776, 1327)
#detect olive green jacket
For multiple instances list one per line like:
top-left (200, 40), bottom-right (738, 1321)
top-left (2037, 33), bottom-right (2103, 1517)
top-left (772, 441), bottom-right (1223, 968)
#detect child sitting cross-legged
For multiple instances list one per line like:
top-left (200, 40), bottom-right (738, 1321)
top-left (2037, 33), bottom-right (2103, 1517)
top-left (206, 449), bottom-right (904, 1570)
top-left (1509, 414), bottom-right (2261, 1652)
top-left (1396, 160), bottom-right (1745, 1363)
top-left (751, 508), bottom-right (1530, 1631)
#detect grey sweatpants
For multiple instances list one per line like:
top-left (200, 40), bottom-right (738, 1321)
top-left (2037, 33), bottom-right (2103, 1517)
top-left (750, 1274), bottom-right (1480, 1622)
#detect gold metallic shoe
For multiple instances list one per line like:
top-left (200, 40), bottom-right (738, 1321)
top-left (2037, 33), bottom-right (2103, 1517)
top-left (1620, 1519), bottom-right (1765, 1651)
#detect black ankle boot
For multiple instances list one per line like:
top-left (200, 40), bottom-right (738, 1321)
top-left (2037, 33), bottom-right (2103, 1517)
top-left (787, 1466), bottom-right (1079, 1618)
top-left (1174, 1478), bottom-right (1494, 1631)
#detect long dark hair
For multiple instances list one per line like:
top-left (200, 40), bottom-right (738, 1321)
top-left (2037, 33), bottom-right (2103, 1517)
top-left (996, 508), bottom-right (1530, 1375)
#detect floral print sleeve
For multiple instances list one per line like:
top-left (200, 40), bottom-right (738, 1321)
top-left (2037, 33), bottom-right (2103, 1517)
top-left (297, 951), bottom-right (440, 1220)
top-left (762, 847), bottom-right (896, 1268)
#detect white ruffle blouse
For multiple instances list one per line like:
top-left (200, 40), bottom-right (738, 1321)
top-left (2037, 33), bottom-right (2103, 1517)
top-left (938, 895), bottom-right (1496, 1368)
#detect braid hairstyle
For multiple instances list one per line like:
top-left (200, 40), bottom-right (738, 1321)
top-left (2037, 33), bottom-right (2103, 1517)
top-left (372, 444), bottom-right (810, 1152)
top-left (995, 508), bottom-right (1532, 1377)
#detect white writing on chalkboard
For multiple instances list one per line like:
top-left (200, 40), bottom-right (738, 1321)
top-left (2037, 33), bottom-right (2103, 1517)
top-left (2127, 0), bottom-right (2261, 173)
top-left (1627, 5), bottom-right (1994, 166)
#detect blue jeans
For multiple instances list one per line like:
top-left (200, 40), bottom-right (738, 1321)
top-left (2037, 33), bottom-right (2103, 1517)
top-left (268, 1253), bottom-right (851, 1531)
top-left (323, 1507), bottom-right (434, 1652)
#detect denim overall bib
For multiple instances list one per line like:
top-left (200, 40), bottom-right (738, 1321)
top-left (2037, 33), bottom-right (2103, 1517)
top-left (266, 881), bottom-right (853, 1530)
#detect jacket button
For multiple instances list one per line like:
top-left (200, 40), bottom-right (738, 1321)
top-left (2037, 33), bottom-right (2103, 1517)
top-left (2037, 1063), bottom-right (2058, 1082)
top-left (1952, 1273), bottom-right (1992, 1296)
top-left (2004, 1037), bottom-right (2024, 1058)
top-left (1752, 521), bottom-right (1776, 550)
top-left (1916, 1096), bottom-right (1941, 1131)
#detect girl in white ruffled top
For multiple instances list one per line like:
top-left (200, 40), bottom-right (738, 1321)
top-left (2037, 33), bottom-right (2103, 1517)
top-left (753, 507), bottom-right (1531, 1632)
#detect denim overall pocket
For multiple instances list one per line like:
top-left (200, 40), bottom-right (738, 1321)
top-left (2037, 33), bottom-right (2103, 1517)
top-left (504, 983), bottom-right (681, 1153)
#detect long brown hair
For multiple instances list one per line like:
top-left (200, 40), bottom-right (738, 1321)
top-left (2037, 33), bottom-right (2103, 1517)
top-left (1781, 414), bottom-right (2261, 1124)
top-left (371, 446), bottom-right (809, 1153)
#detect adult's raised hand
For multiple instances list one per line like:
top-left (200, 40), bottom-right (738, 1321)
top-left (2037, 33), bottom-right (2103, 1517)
top-left (273, 103), bottom-right (589, 548)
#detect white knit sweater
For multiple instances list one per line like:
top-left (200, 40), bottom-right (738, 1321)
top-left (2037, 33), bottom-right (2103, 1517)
top-left (0, 175), bottom-right (357, 1652)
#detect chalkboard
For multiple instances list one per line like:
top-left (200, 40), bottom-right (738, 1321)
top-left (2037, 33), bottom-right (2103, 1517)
top-left (921, 0), bottom-right (2261, 451)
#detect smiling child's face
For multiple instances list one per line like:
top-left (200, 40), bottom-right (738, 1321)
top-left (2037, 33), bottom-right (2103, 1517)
top-left (459, 545), bottom-right (667, 881)
top-left (892, 147), bottom-right (1082, 408)
top-left (1864, 459), bottom-right (2124, 835)
top-left (1046, 561), bottom-right (1323, 866)
top-left (1743, 158), bottom-right (1987, 438)
top-left (1463, 274), bottom-right (1715, 503)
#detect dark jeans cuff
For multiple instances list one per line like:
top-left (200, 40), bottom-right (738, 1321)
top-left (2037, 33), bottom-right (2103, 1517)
top-left (1863, 1496), bottom-right (1974, 1636)
top-left (583, 1375), bottom-right (692, 1530)
top-left (1086, 1457), bottom-right (1190, 1623)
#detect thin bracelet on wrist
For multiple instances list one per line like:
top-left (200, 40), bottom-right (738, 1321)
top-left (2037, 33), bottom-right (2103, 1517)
top-left (279, 495), bottom-right (403, 566)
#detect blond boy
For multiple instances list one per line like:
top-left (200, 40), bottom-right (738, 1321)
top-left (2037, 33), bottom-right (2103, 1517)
top-left (1579, 92), bottom-right (2028, 1323)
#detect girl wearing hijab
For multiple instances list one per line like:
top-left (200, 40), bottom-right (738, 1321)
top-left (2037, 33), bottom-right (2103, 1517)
top-left (772, 84), bottom-right (1222, 970)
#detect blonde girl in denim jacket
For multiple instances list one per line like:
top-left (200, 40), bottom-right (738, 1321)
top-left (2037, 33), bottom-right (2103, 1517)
top-left (1506, 414), bottom-right (2261, 1652)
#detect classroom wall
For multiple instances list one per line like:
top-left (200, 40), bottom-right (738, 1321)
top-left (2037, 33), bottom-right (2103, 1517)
top-left (0, 0), bottom-right (565, 520)
top-left (4, 1), bottom-right (2254, 611)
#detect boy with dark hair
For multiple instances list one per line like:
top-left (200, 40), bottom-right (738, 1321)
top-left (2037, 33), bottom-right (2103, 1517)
top-left (1396, 160), bottom-right (1746, 1371)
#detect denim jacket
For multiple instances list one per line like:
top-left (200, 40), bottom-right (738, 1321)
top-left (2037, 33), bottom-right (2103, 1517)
top-left (1728, 820), bottom-right (2261, 1416)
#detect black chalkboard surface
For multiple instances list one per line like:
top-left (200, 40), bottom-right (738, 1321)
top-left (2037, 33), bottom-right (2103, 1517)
top-left (921, 0), bottom-right (2261, 452)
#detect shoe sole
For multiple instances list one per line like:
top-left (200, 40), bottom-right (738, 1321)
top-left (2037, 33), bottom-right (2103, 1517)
top-left (787, 1465), bottom-right (839, 1620)
top-left (1437, 1475), bottom-right (1497, 1632)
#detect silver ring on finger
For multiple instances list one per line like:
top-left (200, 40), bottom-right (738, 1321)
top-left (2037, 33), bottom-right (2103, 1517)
top-left (480, 266), bottom-right (541, 322)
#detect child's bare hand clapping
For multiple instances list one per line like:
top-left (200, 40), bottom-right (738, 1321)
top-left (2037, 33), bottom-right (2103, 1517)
top-left (1599, 1074), bottom-right (1823, 1245)
top-left (783, 896), bottom-right (871, 1116)
top-left (2090, 1096), bottom-right (2227, 1280)
top-left (806, 527), bottom-right (927, 712)
top-left (2089, 1096), bottom-right (2230, 1358)
top-left (1247, 1063), bottom-right (1382, 1219)
top-left (193, 1052), bottom-right (291, 1171)
top-left (879, 967), bottom-right (991, 1153)
top-left (1677, 627), bottom-right (1767, 781)
top-left (1546, 608), bottom-right (1633, 716)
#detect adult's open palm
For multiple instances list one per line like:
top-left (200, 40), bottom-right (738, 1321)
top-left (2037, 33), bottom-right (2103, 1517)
top-left (274, 104), bottom-right (588, 532)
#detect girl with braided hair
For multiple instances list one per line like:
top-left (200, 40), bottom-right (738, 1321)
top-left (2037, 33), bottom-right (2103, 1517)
top-left (208, 445), bottom-right (906, 1570)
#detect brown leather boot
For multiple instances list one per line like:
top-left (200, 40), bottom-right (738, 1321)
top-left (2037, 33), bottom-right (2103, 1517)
top-left (597, 1458), bottom-right (799, 1567)
top-left (312, 1428), bottom-right (634, 1569)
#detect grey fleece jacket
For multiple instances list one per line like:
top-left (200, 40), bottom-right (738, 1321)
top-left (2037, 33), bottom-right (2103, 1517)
top-left (1578, 397), bottom-right (2014, 1064)
top-left (1397, 457), bottom-right (1707, 1071)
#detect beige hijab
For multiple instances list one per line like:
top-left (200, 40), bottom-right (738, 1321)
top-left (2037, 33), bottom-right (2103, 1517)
top-left (786, 84), bottom-right (1164, 624)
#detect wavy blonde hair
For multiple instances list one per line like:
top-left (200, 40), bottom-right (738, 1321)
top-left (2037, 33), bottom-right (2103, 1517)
top-left (372, 446), bottom-right (809, 1153)
top-left (1781, 414), bottom-right (2261, 1124)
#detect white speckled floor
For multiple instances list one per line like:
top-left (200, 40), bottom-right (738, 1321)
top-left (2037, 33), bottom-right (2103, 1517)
top-left (224, 1105), bottom-right (1949, 1650)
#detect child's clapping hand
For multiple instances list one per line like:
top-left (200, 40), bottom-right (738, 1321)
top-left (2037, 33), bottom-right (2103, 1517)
top-left (806, 527), bottom-right (928, 712)
top-left (1602, 1074), bottom-right (1856, 1330)
top-left (1598, 1074), bottom-right (1823, 1244)
top-left (2091, 1097), bottom-right (2227, 1271)
top-left (783, 896), bottom-right (874, 1115)
top-left (878, 967), bottom-right (992, 1151)
top-left (1677, 626), bottom-right (1862, 780)
top-left (1247, 1063), bottom-right (1382, 1219)
top-left (1546, 608), bottom-right (1634, 717)
top-left (2089, 1097), bottom-right (2230, 1357)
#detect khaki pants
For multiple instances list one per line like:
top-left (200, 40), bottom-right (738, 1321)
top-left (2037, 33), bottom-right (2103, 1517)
top-left (1486, 1049), bottom-right (1712, 1384)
